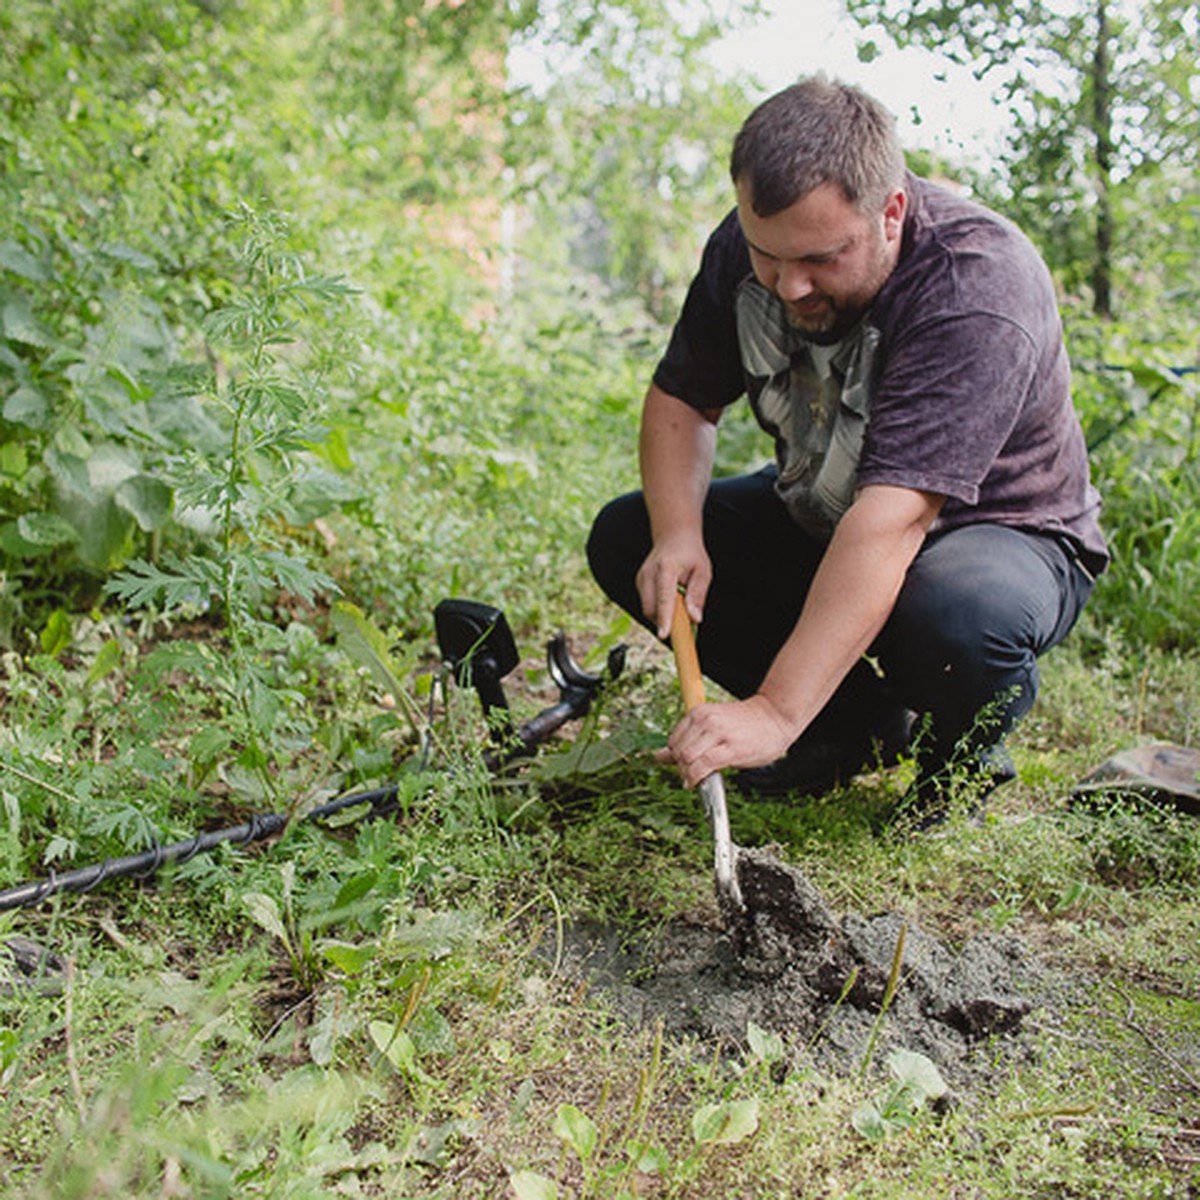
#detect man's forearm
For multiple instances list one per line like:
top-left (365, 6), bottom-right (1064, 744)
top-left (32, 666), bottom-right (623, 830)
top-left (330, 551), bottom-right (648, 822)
top-left (636, 383), bottom-right (722, 631)
top-left (639, 383), bottom-right (719, 543)
top-left (758, 485), bottom-right (941, 738)
top-left (658, 485), bottom-right (943, 783)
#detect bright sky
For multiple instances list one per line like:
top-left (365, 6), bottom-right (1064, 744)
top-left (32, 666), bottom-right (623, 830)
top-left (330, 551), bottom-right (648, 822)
top-left (705, 0), bottom-right (1011, 166)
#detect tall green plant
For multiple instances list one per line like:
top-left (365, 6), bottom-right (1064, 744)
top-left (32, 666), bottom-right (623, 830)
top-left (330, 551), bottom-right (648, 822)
top-left (105, 207), bottom-right (356, 804)
top-left (1074, 355), bottom-right (1200, 652)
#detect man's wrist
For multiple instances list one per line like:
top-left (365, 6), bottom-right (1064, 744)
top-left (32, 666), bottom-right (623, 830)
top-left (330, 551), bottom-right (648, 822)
top-left (750, 690), bottom-right (806, 745)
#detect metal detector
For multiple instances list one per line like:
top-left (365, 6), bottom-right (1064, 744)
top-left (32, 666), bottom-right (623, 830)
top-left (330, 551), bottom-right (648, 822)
top-left (0, 598), bottom-right (626, 917)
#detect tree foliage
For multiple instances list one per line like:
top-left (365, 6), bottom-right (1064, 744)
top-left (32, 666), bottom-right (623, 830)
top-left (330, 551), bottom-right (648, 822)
top-left (846, 0), bottom-right (1198, 328)
top-left (504, 1), bottom-right (753, 318)
top-left (0, 0), bottom-right (757, 636)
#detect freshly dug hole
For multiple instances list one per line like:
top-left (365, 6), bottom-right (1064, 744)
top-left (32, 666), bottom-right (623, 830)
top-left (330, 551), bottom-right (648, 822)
top-left (555, 847), bottom-right (1043, 1088)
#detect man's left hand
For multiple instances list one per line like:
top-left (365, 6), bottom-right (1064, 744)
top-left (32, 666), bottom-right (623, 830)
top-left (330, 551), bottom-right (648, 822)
top-left (656, 695), bottom-right (796, 788)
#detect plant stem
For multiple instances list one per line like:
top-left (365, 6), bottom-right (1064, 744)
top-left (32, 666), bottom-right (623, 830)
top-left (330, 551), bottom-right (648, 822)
top-left (859, 922), bottom-right (907, 1080)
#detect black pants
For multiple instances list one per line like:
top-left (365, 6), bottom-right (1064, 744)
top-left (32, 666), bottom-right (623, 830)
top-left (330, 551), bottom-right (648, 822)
top-left (587, 468), bottom-right (1094, 771)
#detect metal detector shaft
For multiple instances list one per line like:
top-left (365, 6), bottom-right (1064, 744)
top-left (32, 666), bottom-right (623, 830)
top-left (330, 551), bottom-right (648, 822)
top-left (0, 812), bottom-right (288, 911)
top-left (0, 605), bottom-right (625, 913)
top-left (484, 695), bottom-right (592, 770)
top-left (0, 785), bottom-right (412, 912)
top-left (0, 671), bottom-right (602, 912)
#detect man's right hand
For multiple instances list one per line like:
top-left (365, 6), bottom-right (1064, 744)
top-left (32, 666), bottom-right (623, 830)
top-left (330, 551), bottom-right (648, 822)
top-left (635, 536), bottom-right (711, 640)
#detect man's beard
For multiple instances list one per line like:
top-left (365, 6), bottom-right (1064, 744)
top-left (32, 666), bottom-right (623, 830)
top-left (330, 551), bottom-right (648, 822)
top-left (784, 296), bottom-right (865, 344)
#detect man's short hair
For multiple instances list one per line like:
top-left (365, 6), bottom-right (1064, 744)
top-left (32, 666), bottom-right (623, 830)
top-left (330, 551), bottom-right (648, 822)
top-left (730, 76), bottom-right (906, 217)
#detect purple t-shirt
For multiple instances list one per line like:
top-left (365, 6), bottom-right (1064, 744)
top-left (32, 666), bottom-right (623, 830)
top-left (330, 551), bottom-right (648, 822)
top-left (654, 174), bottom-right (1109, 575)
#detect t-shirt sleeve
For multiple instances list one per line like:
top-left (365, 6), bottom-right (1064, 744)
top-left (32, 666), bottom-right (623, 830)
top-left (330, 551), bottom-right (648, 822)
top-left (652, 209), bottom-right (750, 411)
top-left (857, 312), bottom-right (1039, 505)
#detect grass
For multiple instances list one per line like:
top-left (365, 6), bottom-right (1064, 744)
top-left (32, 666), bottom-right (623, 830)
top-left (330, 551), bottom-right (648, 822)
top-left (1, 629), bottom-right (1198, 1198)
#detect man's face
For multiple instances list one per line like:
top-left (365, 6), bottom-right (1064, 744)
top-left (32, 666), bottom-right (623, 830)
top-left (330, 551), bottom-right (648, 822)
top-left (736, 179), bottom-right (906, 343)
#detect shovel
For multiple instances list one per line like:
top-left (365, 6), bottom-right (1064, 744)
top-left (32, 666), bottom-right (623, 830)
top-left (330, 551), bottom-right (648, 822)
top-left (670, 592), bottom-right (745, 913)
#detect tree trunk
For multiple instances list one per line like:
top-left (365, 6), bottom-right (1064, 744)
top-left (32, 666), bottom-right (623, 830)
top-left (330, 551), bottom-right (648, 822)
top-left (1092, 0), bottom-right (1114, 318)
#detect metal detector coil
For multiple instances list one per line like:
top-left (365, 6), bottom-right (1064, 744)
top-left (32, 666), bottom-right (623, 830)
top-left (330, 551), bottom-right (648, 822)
top-left (434, 596), bottom-right (626, 765)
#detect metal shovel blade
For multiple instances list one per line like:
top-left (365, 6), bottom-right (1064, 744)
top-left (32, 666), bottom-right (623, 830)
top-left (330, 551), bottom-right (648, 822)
top-left (699, 771), bottom-right (743, 911)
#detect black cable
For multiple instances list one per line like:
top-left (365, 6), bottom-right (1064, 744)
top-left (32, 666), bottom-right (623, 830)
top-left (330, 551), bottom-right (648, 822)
top-left (0, 704), bottom-right (563, 912)
top-left (0, 623), bottom-right (623, 912)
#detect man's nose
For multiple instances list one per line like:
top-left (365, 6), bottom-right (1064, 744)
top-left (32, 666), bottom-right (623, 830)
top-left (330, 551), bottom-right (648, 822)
top-left (775, 260), bottom-right (814, 301)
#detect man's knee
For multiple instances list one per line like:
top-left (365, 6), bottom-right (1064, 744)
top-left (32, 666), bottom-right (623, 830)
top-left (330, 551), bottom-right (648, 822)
top-left (887, 532), bottom-right (1072, 791)
top-left (586, 491), bottom-right (651, 614)
top-left (883, 590), bottom-right (1033, 703)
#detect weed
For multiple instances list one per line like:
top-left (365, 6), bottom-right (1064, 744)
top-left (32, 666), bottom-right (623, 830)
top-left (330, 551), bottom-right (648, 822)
top-left (243, 860), bottom-right (323, 992)
top-left (1066, 795), bottom-right (1200, 891)
top-left (511, 1060), bottom-right (761, 1199)
top-left (103, 206), bottom-right (356, 808)
top-left (851, 1049), bottom-right (949, 1142)
top-left (859, 921), bottom-right (908, 1079)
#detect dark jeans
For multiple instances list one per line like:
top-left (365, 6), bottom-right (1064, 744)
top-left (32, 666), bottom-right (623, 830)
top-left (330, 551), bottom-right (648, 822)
top-left (586, 468), bottom-right (1094, 772)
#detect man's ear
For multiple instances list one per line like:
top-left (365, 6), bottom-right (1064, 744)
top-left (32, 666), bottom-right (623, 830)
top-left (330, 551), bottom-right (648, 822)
top-left (882, 188), bottom-right (906, 241)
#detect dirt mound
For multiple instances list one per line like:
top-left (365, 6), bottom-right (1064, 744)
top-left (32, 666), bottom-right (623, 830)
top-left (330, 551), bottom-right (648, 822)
top-left (559, 849), bottom-right (1043, 1089)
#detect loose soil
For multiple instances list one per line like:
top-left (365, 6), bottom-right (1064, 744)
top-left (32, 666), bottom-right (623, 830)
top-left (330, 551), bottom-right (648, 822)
top-left (551, 847), bottom-right (1048, 1094)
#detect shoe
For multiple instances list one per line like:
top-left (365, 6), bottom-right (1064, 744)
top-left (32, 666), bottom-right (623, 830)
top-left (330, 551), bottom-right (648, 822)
top-left (732, 706), bottom-right (915, 799)
top-left (899, 743), bottom-right (1018, 831)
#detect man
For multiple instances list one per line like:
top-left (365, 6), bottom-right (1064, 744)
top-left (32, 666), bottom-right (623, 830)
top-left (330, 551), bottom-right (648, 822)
top-left (587, 76), bottom-right (1108, 819)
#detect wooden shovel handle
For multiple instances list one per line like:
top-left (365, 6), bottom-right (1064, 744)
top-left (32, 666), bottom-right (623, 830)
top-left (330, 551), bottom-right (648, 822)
top-left (670, 592), bottom-right (706, 712)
